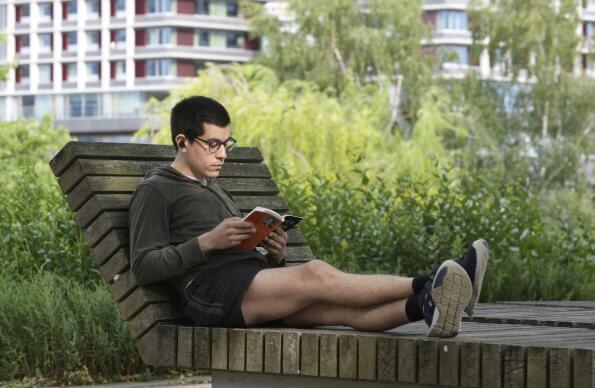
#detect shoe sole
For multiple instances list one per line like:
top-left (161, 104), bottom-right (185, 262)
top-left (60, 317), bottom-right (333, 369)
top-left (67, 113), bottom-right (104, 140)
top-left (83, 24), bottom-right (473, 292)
top-left (465, 239), bottom-right (490, 316)
top-left (428, 260), bottom-right (472, 338)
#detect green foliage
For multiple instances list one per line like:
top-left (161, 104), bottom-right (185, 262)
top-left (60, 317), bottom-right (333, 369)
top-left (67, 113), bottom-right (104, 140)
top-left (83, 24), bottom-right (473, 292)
top-left (243, 0), bottom-right (433, 124)
top-left (278, 167), bottom-right (594, 301)
top-left (0, 272), bottom-right (141, 383)
top-left (0, 119), bottom-right (96, 283)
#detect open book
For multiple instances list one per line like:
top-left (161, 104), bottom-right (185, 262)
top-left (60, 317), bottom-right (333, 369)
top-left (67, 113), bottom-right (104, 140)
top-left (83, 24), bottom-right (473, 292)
top-left (235, 207), bottom-right (303, 251)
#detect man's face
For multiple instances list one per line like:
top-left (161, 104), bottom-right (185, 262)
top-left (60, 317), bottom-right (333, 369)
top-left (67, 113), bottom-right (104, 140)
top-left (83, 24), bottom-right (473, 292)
top-left (180, 123), bottom-right (231, 180)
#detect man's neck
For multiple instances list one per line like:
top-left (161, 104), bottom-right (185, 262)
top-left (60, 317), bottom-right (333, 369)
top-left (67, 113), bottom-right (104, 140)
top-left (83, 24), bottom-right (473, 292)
top-left (170, 161), bottom-right (205, 183)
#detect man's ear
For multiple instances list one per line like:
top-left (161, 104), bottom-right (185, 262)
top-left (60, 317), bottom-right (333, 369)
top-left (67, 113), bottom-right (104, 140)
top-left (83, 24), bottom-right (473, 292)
top-left (176, 135), bottom-right (186, 151)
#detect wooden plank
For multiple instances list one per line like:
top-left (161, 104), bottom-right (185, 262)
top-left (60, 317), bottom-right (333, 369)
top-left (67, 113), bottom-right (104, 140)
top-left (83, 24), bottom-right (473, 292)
top-left (573, 348), bottom-right (594, 388)
top-left (177, 326), bottom-right (193, 369)
top-left (417, 339), bottom-right (438, 385)
top-left (319, 334), bottom-right (338, 378)
top-left (397, 338), bottom-right (417, 383)
top-left (357, 336), bottom-right (376, 381)
top-left (503, 345), bottom-right (525, 388)
top-left (549, 347), bottom-right (571, 388)
top-left (282, 332), bottom-right (300, 375)
top-left (498, 300), bottom-right (595, 309)
top-left (85, 211), bottom-right (128, 247)
top-left (100, 248), bottom-right (129, 284)
top-left (377, 337), bottom-right (397, 383)
top-left (50, 142), bottom-right (263, 176)
top-left (526, 347), bottom-right (547, 388)
top-left (92, 229), bottom-right (128, 265)
top-left (118, 284), bottom-right (177, 320)
top-left (76, 194), bottom-right (130, 228)
top-left (193, 327), bottom-right (211, 370)
top-left (246, 330), bottom-right (264, 373)
top-left (338, 334), bottom-right (357, 379)
top-left (111, 270), bottom-right (137, 302)
top-left (439, 341), bottom-right (459, 386)
top-left (211, 328), bottom-right (228, 370)
top-left (459, 341), bottom-right (481, 387)
top-left (126, 303), bottom-right (185, 339)
top-left (59, 160), bottom-right (271, 193)
top-left (228, 329), bottom-right (246, 372)
top-left (285, 245), bottom-right (315, 262)
top-left (300, 332), bottom-right (319, 376)
top-left (482, 343), bottom-right (503, 388)
top-left (264, 332), bottom-right (282, 374)
top-left (135, 323), bottom-right (177, 368)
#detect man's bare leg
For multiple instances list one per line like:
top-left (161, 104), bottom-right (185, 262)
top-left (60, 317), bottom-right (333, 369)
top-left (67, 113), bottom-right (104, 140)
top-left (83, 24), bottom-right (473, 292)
top-left (280, 299), bottom-right (411, 331)
top-left (241, 260), bottom-right (415, 326)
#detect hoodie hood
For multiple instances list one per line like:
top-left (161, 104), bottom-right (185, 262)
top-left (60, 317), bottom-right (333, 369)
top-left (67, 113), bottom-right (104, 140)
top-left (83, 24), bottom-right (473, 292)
top-left (145, 165), bottom-right (210, 186)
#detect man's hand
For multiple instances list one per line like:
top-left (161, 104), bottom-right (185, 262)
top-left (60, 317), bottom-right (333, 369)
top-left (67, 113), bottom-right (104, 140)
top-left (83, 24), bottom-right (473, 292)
top-left (198, 217), bottom-right (255, 253)
top-left (260, 226), bottom-right (288, 263)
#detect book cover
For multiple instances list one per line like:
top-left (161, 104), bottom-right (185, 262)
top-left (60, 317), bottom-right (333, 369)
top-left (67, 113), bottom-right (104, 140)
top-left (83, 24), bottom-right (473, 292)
top-left (235, 207), bottom-right (302, 251)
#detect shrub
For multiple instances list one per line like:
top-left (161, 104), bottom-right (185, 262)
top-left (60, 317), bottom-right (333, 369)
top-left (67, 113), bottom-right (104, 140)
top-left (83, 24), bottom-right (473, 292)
top-left (277, 167), bottom-right (594, 301)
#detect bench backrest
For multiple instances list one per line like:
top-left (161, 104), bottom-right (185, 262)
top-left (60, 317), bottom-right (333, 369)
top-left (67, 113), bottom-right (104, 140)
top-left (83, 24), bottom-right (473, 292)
top-left (49, 141), bottom-right (314, 343)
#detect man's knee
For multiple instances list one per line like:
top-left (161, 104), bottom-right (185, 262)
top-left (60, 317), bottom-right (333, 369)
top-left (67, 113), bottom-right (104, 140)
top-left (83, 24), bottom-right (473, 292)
top-left (301, 259), bottom-right (341, 285)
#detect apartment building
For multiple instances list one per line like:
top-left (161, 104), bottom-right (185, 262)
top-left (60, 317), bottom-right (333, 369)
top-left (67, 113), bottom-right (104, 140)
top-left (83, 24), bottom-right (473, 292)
top-left (0, 0), bottom-right (260, 141)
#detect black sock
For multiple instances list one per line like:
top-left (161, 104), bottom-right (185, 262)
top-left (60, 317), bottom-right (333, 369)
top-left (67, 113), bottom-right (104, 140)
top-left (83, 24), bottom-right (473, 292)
top-left (405, 294), bottom-right (424, 322)
top-left (412, 275), bottom-right (430, 294)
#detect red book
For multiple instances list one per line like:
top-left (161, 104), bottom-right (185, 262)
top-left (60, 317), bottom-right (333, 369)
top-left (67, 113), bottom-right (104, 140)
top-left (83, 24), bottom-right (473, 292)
top-left (235, 207), bottom-right (302, 251)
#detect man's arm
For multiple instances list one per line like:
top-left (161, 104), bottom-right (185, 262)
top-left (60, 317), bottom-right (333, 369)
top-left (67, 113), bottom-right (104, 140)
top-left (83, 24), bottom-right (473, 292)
top-left (129, 184), bottom-right (208, 285)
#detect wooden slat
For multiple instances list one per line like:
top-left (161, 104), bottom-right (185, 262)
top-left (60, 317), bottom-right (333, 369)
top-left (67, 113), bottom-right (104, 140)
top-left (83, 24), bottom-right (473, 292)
top-left (85, 211), bottom-right (128, 247)
top-left (246, 330), bottom-right (264, 373)
top-left (50, 142), bottom-right (263, 177)
top-left (300, 332), bottom-right (319, 376)
top-left (76, 194), bottom-right (130, 228)
top-left (135, 323), bottom-right (177, 367)
top-left (59, 160), bottom-right (271, 193)
top-left (503, 345), bottom-right (525, 388)
top-left (439, 341), bottom-right (459, 386)
top-left (319, 334), bottom-right (338, 378)
top-left (118, 285), bottom-right (177, 320)
top-left (573, 348), bottom-right (594, 388)
top-left (285, 245), bottom-right (315, 262)
top-left (482, 343), bottom-right (503, 388)
top-left (459, 341), bottom-right (481, 387)
top-left (193, 327), bottom-right (211, 370)
top-left (397, 338), bottom-right (416, 383)
top-left (377, 337), bottom-right (397, 383)
top-left (550, 347), bottom-right (571, 388)
top-left (357, 336), bottom-right (376, 381)
top-left (264, 332), bottom-right (282, 374)
top-left (229, 329), bottom-right (246, 372)
top-left (282, 332), bottom-right (300, 375)
top-left (93, 229), bottom-right (128, 265)
top-left (177, 326), bottom-right (193, 368)
top-left (211, 328), bottom-right (228, 370)
top-left (100, 248), bottom-right (129, 284)
top-left (111, 270), bottom-right (137, 302)
top-left (338, 334), bottom-right (357, 379)
top-left (127, 303), bottom-right (185, 339)
top-left (526, 346), bottom-right (547, 388)
top-left (418, 340), bottom-right (438, 385)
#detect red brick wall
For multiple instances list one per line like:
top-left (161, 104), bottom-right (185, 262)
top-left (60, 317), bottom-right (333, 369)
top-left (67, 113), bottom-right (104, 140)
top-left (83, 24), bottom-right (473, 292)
top-left (177, 0), bottom-right (195, 14)
top-left (135, 29), bottom-right (146, 46)
top-left (135, 60), bottom-right (146, 77)
top-left (177, 60), bottom-right (195, 77)
top-left (177, 28), bottom-right (194, 45)
top-left (135, 0), bottom-right (146, 14)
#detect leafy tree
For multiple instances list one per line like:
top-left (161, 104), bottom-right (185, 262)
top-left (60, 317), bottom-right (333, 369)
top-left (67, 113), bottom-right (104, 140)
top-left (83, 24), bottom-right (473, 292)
top-left (243, 0), bottom-right (434, 128)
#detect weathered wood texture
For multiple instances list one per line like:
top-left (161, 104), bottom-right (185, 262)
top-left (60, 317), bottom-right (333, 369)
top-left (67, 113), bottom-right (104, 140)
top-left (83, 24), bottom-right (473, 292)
top-left (50, 143), bottom-right (595, 387)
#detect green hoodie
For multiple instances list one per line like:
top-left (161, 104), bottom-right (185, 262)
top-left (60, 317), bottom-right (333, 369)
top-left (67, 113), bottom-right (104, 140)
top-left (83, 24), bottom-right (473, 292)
top-left (128, 166), bottom-right (268, 294)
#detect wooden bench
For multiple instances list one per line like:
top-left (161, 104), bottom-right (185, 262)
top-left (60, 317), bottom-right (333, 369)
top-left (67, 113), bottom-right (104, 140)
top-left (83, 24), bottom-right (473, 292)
top-left (50, 141), bottom-right (594, 388)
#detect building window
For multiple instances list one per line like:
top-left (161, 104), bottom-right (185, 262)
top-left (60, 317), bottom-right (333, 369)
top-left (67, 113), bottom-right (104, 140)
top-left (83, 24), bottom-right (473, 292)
top-left (436, 10), bottom-right (468, 31)
top-left (16, 34), bottom-right (30, 54)
top-left (68, 93), bottom-right (100, 117)
top-left (17, 65), bottom-right (30, 84)
top-left (39, 64), bottom-right (52, 84)
top-left (86, 0), bottom-right (100, 18)
top-left (112, 60), bottom-right (126, 80)
top-left (147, 59), bottom-right (173, 77)
top-left (64, 62), bottom-right (78, 82)
top-left (111, 29), bottom-right (126, 49)
top-left (22, 95), bottom-right (34, 117)
top-left (437, 45), bottom-right (468, 65)
top-left (116, 0), bottom-right (126, 15)
top-left (226, 1), bottom-right (238, 17)
top-left (39, 2), bottom-right (53, 21)
top-left (199, 30), bottom-right (209, 46)
top-left (148, 0), bottom-right (172, 13)
top-left (87, 62), bottom-right (100, 81)
top-left (147, 27), bottom-right (172, 45)
top-left (39, 33), bottom-right (53, 53)
top-left (585, 22), bottom-right (594, 39)
top-left (16, 4), bottom-right (30, 23)
top-left (86, 31), bottom-right (100, 50)
top-left (196, 0), bottom-right (209, 14)
top-left (112, 92), bottom-right (141, 117)
top-left (67, 0), bottom-right (77, 16)
top-left (226, 31), bottom-right (243, 48)
top-left (66, 31), bottom-right (77, 51)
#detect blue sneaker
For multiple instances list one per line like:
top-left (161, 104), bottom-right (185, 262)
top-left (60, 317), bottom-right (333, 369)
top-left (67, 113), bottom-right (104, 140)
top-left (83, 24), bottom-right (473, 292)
top-left (420, 260), bottom-right (472, 337)
top-left (454, 239), bottom-right (489, 316)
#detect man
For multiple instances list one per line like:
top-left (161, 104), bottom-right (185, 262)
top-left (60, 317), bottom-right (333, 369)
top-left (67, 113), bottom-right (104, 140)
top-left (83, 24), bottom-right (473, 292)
top-left (129, 96), bottom-right (489, 337)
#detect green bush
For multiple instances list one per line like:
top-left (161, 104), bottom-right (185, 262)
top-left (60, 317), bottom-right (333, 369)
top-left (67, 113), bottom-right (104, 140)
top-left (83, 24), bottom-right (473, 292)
top-left (278, 167), bottom-right (594, 301)
top-left (0, 272), bottom-right (141, 383)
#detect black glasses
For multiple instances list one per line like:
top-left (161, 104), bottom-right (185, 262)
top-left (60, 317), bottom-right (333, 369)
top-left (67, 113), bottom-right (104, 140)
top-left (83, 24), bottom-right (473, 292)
top-left (195, 136), bottom-right (237, 154)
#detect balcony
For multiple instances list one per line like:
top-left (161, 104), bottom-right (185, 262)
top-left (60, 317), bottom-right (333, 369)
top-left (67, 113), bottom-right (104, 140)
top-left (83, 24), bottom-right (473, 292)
top-left (134, 45), bottom-right (255, 62)
top-left (134, 13), bottom-right (250, 31)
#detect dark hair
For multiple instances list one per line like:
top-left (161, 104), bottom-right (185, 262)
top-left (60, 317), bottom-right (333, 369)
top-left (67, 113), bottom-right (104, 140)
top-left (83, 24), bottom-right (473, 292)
top-left (170, 96), bottom-right (231, 151)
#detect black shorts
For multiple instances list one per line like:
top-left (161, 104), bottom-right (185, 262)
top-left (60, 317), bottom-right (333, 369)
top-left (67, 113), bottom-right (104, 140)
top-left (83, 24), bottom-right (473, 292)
top-left (182, 258), bottom-right (279, 328)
